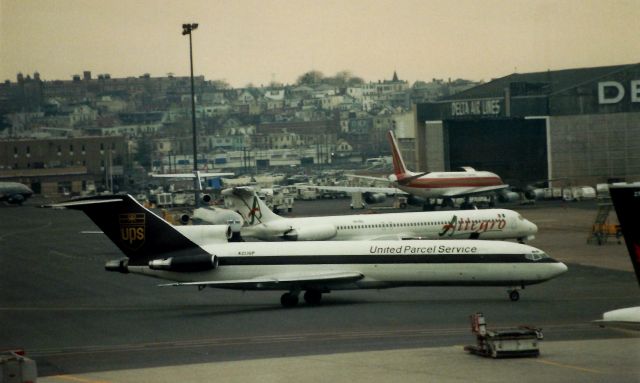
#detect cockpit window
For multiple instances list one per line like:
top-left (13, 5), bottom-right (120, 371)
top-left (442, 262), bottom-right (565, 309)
top-left (525, 252), bottom-right (549, 261)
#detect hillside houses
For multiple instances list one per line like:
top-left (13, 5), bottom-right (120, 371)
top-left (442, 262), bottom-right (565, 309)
top-left (0, 70), bottom-right (479, 195)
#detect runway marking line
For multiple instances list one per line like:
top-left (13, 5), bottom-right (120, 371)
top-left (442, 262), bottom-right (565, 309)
top-left (48, 374), bottom-right (112, 383)
top-left (26, 323), bottom-right (597, 358)
top-left (535, 359), bottom-right (603, 374)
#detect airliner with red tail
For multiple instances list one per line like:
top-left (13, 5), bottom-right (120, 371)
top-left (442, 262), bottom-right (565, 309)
top-left (386, 130), bottom-right (508, 209)
top-left (320, 131), bottom-right (509, 209)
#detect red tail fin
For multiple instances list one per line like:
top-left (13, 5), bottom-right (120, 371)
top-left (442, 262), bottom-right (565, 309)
top-left (609, 184), bottom-right (640, 286)
top-left (387, 130), bottom-right (409, 176)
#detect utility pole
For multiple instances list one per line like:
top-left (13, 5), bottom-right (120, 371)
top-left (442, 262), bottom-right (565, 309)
top-left (182, 22), bottom-right (200, 206)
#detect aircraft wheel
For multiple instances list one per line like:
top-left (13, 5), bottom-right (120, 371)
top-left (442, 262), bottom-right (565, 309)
top-left (281, 292), bottom-right (299, 307)
top-left (509, 290), bottom-right (520, 302)
top-left (304, 290), bottom-right (322, 305)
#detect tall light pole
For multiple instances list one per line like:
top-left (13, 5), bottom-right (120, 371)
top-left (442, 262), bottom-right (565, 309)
top-left (182, 23), bottom-right (200, 206)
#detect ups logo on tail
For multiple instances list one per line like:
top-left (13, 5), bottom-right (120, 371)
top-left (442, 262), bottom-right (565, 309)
top-left (119, 213), bottom-right (145, 249)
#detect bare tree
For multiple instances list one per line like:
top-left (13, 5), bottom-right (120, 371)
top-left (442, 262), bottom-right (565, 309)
top-left (296, 70), bottom-right (324, 86)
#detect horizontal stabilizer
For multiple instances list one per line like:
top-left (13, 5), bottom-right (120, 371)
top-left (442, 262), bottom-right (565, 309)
top-left (151, 172), bottom-right (234, 178)
top-left (53, 198), bottom-right (123, 207)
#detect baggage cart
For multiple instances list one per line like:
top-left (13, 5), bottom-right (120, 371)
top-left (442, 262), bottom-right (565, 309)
top-left (464, 313), bottom-right (543, 358)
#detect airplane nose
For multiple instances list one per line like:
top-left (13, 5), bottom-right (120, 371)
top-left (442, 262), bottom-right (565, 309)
top-left (555, 262), bottom-right (568, 276)
top-left (527, 220), bottom-right (538, 234)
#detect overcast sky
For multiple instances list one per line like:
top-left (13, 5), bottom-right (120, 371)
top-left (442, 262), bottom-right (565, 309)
top-left (1, 0), bottom-right (638, 87)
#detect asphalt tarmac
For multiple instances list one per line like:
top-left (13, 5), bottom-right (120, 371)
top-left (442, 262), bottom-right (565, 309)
top-left (1, 197), bottom-right (638, 382)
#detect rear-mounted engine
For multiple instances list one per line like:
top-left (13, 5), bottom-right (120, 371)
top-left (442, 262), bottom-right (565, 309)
top-left (148, 254), bottom-right (218, 272)
top-left (105, 258), bottom-right (129, 273)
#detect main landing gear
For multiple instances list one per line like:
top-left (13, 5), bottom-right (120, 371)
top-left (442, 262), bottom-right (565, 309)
top-left (508, 288), bottom-right (521, 301)
top-left (280, 292), bottom-right (299, 307)
top-left (422, 200), bottom-right (435, 211)
top-left (280, 289), bottom-right (324, 307)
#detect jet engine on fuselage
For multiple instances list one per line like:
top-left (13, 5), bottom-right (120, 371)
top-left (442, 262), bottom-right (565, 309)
top-left (498, 190), bottom-right (520, 203)
top-left (363, 192), bottom-right (387, 204)
top-left (149, 254), bottom-right (218, 272)
top-left (282, 224), bottom-right (337, 241)
top-left (524, 187), bottom-right (545, 201)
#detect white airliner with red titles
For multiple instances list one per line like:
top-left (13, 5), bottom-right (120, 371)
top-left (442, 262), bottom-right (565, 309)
top-left (222, 187), bottom-right (537, 242)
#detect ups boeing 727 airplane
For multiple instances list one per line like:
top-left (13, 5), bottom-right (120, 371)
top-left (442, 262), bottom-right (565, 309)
top-left (54, 194), bottom-right (566, 307)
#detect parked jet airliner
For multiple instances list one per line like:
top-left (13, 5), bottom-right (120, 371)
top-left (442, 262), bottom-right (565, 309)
top-left (0, 182), bottom-right (33, 205)
top-left (54, 194), bottom-right (566, 307)
top-left (222, 187), bottom-right (537, 242)
top-left (339, 131), bottom-right (508, 210)
top-left (151, 170), bottom-right (235, 206)
top-left (595, 183), bottom-right (640, 331)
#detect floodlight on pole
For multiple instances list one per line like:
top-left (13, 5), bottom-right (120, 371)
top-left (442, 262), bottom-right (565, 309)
top-left (182, 22), bottom-right (200, 206)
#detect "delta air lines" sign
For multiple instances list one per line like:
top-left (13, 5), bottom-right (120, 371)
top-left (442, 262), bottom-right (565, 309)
top-left (450, 98), bottom-right (502, 117)
top-left (598, 81), bottom-right (640, 104)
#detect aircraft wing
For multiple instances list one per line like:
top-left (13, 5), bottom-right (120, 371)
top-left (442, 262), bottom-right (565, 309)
top-left (441, 184), bottom-right (509, 198)
top-left (151, 172), bottom-right (235, 178)
top-left (159, 271), bottom-right (364, 290)
top-left (345, 174), bottom-right (390, 182)
top-left (370, 233), bottom-right (419, 240)
top-left (303, 185), bottom-right (407, 195)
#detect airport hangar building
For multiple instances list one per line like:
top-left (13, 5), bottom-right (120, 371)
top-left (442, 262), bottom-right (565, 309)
top-left (414, 63), bottom-right (640, 187)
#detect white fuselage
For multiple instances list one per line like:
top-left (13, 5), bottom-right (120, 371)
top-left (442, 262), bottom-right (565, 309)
top-left (242, 208), bottom-right (536, 241)
top-left (392, 171), bottom-right (503, 199)
top-left (129, 240), bottom-right (566, 290)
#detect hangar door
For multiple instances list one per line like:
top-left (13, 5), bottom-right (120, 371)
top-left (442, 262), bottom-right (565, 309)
top-left (444, 118), bottom-right (547, 185)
